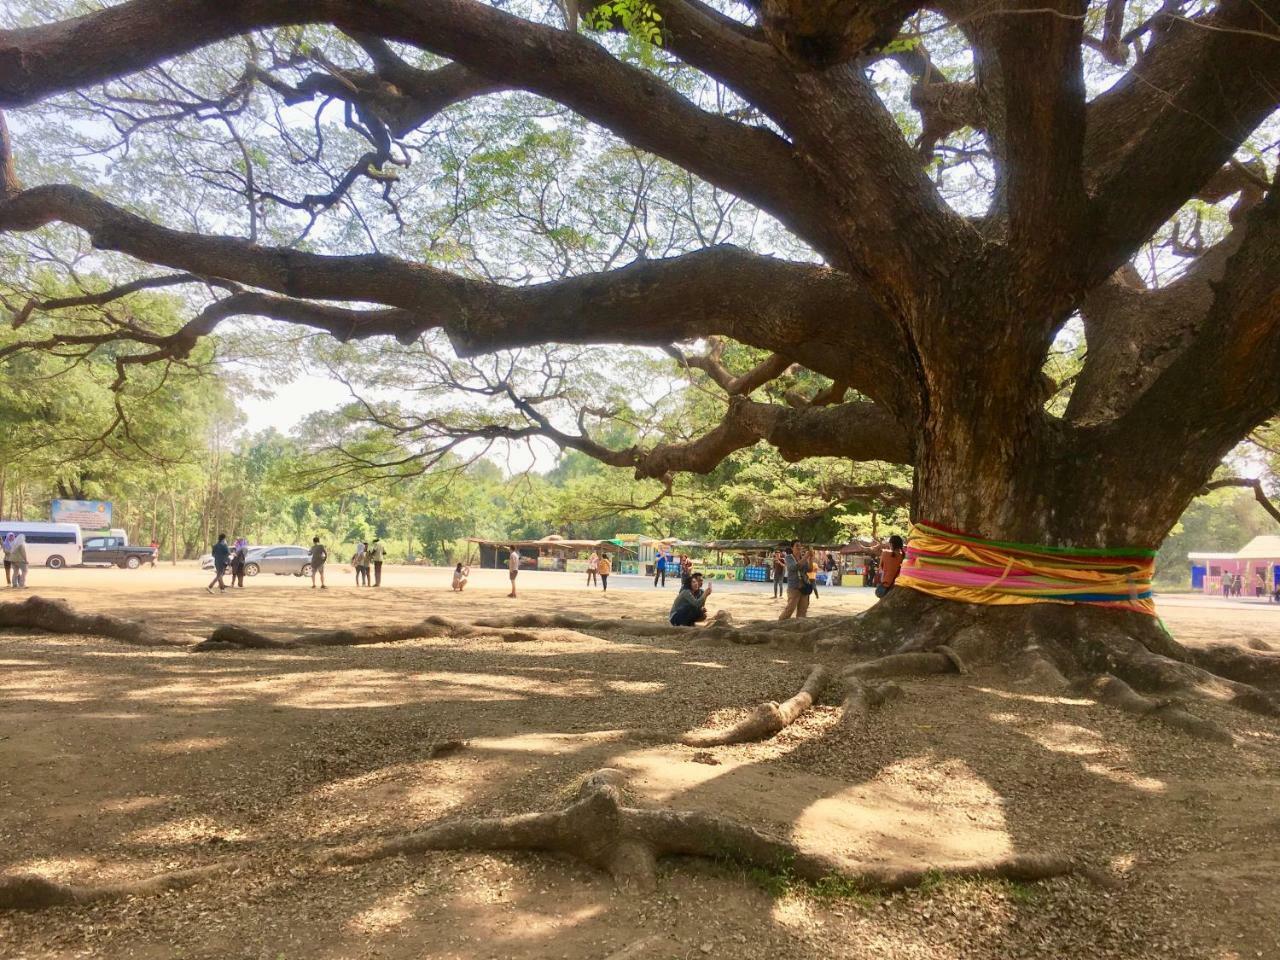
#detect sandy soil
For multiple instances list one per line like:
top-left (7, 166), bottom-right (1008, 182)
top-left (1, 565), bottom-right (1278, 960)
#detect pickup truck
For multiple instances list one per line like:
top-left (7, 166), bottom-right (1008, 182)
top-left (82, 535), bottom-right (157, 569)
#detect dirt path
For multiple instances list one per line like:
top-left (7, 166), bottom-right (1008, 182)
top-left (2, 568), bottom-right (1278, 959)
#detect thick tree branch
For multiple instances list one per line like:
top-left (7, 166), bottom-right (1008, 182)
top-left (673, 339), bottom-right (794, 396)
top-left (0, 109), bottom-right (17, 199)
top-left (253, 52), bottom-right (504, 140)
top-left (635, 396), bottom-right (912, 479)
top-left (0, 0), bottom-right (830, 250)
top-left (1093, 181), bottom-right (1280, 527)
top-left (1083, 0), bottom-right (1280, 281)
top-left (757, 0), bottom-right (918, 67)
top-left (0, 185), bottom-right (913, 407)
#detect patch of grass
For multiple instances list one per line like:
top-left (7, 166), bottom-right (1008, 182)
top-left (744, 864), bottom-right (797, 898)
top-left (810, 874), bottom-right (877, 907)
top-left (999, 879), bottom-right (1042, 905)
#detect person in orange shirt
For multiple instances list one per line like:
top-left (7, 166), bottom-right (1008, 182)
top-left (875, 535), bottom-right (905, 598)
top-left (598, 553), bottom-right (612, 592)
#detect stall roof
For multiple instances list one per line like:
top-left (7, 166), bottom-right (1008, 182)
top-left (1186, 552), bottom-right (1239, 561)
top-left (1235, 536), bottom-right (1280, 560)
top-left (467, 536), bottom-right (628, 551)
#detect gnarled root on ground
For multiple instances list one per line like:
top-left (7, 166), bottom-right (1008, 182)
top-left (0, 595), bottom-right (179, 647)
top-left (1187, 643), bottom-right (1280, 689)
top-left (1086, 675), bottom-right (1233, 744)
top-left (322, 767), bottom-right (1081, 893)
top-left (475, 611), bottom-right (824, 648)
top-left (680, 665), bottom-right (829, 747)
top-left (843, 645), bottom-right (965, 680)
top-left (840, 678), bottom-right (904, 724)
top-left (192, 617), bottom-right (551, 651)
top-left (826, 589), bottom-right (1278, 727)
top-left (0, 860), bottom-right (239, 911)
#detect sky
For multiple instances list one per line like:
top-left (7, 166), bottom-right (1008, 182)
top-left (234, 366), bottom-right (553, 474)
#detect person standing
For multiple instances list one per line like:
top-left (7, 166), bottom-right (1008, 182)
top-left (507, 546), bottom-right (520, 598)
top-left (771, 548), bottom-right (786, 601)
top-left (352, 541), bottom-right (367, 586)
top-left (9, 534), bottom-right (28, 588)
top-left (587, 550), bottom-right (599, 587)
top-left (2, 532), bottom-right (12, 586)
top-left (231, 537), bottom-right (248, 588)
top-left (669, 572), bottom-right (712, 625)
top-left (779, 540), bottom-right (811, 620)
top-left (370, 537), bottom-right (385, 587)
top-left (653, 549), bottom-right (667, 588)
top-left (310, 536), bottom-right (328, 589)
top-left (598, 552), bottom-right (612, 592)
top-left (149, 539), bottom-right (159, 567)
top-left (206, 533), bottom-right (230, 593)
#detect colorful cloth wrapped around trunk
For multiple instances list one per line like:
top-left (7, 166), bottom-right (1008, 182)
top-left (897, 521), bottom-right (1157, 617)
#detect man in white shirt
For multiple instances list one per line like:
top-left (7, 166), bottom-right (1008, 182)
top-left (507, 547), bottom-right (520, 598)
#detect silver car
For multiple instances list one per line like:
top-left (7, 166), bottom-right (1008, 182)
top-left (200, 544), bottom-right (313, 577)
top-left (244, 545), bottom-right (313, 577)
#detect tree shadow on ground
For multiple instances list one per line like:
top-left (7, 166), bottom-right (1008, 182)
top-left (2, 616), bottom-right (1278, 959)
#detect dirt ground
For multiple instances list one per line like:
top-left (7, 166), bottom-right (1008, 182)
top-left (2, 564), bottom-right (1278, 960)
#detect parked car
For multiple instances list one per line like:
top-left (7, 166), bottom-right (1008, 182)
top-left (199, 544), bottom-right (312, 577)
top-left (82, 536), bottom-right (157, 569)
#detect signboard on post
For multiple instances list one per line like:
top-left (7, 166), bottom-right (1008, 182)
top-left (51, 499), bottom-right (112, 528)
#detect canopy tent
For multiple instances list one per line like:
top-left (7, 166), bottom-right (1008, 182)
top-left (467, 536), bottom-right (631, 571)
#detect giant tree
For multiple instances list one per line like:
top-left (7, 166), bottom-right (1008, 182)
top-left (1, 0), bottom-right (1278, 703)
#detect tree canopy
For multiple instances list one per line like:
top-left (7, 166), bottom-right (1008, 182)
top-left (0, 0), bottom-right (1277, 554)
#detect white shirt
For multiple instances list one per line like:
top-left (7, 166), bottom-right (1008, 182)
top-left (508, 550), bottom-right (520, 572)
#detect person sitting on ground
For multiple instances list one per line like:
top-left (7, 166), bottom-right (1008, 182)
top-left (875, 534), bottom-right (905, 598)
top-left (669, 572), bottom-right (713, 626)
top-left (452, 562), bottom-right (469, 591)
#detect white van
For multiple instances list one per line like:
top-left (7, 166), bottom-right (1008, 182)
top-left (0, 521), bottom-right (84, 569)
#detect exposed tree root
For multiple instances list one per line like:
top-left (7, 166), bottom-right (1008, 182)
top-left (1086, 675), bottom-right (1233, 744)
top-left (0, 860), bottom-right (239, 911)
top-left (839, 678), bottom-right (904, 725)
top-left (322, 767), bottom-right (1081, 893)
top-left (192, 617), bottom-right (547, 651)
top-left (0, 595), bottom-right (179, 647)
top-left (475, 612), bottom-right (823, 648)
top-left (824, 590), bottom-right (1278, 727)
top-left (1188, 643), bottom-right (1280, 689)
top-left (680, 665), bottom-right (829, 747)
top-left (843, 645), bottom-right (965, 680)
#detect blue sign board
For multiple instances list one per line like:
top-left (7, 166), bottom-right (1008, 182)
top-left (51, 499), bottom-right (113, 528)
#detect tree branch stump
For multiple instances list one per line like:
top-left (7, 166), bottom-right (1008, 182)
top-left (680, 665), bottom-right (828, 747)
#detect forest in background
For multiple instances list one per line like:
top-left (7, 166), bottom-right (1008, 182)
top-left (0, 277), bottom-right (1275, 583)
